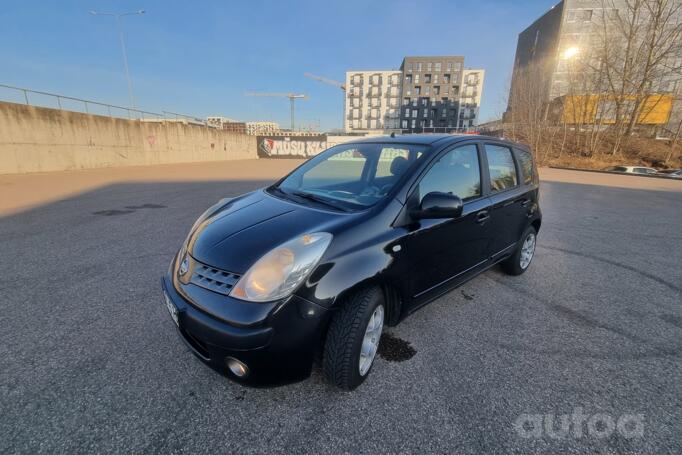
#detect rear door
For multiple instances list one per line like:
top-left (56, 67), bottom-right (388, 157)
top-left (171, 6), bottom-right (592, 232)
top-left (482, 142), bottom-right (529, 261)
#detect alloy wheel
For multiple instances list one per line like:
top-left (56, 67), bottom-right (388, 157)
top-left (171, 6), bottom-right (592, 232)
top-left (359, 304), bottom-right (384, 376)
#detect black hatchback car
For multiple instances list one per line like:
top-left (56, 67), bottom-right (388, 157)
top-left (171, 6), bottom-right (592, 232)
top-left (162, 135), bottom-right (541, 389)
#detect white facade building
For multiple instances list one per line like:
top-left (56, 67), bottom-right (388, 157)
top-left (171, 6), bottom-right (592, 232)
top-left (459, 69), bottom-right (485, 128)
top-left (345, 71), bottom-right (402, 133)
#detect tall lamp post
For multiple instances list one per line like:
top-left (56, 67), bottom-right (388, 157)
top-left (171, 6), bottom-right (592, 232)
top-left (90, 10), bottom-right (145, 109)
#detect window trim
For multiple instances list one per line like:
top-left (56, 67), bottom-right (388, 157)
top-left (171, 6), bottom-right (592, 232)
top-left (512, 147), bottom-right (535, 186)
top-left (482, 142), bottom-right (521, 194)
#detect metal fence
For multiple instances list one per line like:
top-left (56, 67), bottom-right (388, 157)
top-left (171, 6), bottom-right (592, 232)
top-left (0, 83), bottom-right (206, 124)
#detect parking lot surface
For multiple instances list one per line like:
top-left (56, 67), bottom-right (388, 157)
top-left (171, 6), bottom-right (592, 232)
top-left (1, 161), bottom-right (680, 453)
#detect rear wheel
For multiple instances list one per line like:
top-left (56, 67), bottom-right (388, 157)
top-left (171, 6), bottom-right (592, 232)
top-left (502, 226), bottom-right (537, 276)
top-left (323, 287), bottom-right (384, 390)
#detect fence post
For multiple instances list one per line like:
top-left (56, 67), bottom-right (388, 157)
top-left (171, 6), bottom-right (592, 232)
top-left (56, 96), bottom-right (62, 109)
top-left (23, 90), bottom-right (29, 105)
top-left (84, 101), bottom-right (89, 114)
top-left (107, 105), bottom-right (112, 117)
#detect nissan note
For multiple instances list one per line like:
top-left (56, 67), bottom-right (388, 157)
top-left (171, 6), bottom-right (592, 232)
top-left (161, 134), bottom-right (542, 389)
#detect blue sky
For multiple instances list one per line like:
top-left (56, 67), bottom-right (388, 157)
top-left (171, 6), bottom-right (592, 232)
top-left (0, 0), bottom-right (556, 130)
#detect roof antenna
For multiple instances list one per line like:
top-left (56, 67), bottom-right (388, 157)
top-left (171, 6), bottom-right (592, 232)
top-left (390, 132), bottom-right (395, 138)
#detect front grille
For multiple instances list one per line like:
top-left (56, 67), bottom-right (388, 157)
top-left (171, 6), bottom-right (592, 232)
top-left (189, 258), bottom-right (241, 296)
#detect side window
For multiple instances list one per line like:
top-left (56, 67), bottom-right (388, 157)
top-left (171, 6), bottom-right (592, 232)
top-left (515, 148), bottom-right (534, 185)
top-left (486, 144), bottom-right (518, 192)
top-left (418, 144), bottom-right (481, 201)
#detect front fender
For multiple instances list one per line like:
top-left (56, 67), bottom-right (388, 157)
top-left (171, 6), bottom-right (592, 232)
top-left (294, 231), bottom-right (409, 311)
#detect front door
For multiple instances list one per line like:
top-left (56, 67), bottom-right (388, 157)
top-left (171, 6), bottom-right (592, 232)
top-left (403, 143), bottom-right (492, 304)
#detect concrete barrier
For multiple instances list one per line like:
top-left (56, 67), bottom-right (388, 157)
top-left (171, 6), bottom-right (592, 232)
top-left (0, 101), bottom-right (256, 174)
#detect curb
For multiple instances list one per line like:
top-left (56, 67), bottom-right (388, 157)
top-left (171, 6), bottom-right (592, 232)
top-left (548, 166), bottom-right (681, 180)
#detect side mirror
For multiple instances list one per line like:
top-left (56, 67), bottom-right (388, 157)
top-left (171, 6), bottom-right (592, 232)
top-left (411, 191), bottom-right (463, 219)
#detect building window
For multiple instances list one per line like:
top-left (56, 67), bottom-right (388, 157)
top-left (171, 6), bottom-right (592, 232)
top-left (435, 62), bottom-right (442, 72)
top-left (416, 62), bottom-right (422, 71)
top-left (434, 86), bottom-right (440, 95)
top-left (420, 97), bottom-right (428, 107)
top-left (431, 108), bottom-right (437, 118)
top-left (424, 74), bottom-right (432, 83)
top-left (441, 109), bottom-right (447, 118)
top-left (567, 9), bottom-right (593, 22)
top-left (402, 120), bottom-right (408, 128)
top-left (405, 74), bottom-right (412, 83)
top-left (405, 108), bottom-right (410, 118)
top-left (412, 98), bottom-right (418, 107)
top-left (406, 63), bottom-right (412, 72)
top-left (453, 85), bottom-right (459, 95)
top-left (414, 86), bottom-right (421, 95)
top-left (425, 86), bottom-right (430, 95)
top-left (426, 62), bottom-right (432, 71)
top-left (406, 89), bottom-right (411, 96)
top-left (453, 62), bottom-right (462, 71)
top-left (423, 109), bottom-right (428, 118)
top-left (443, 74), bottom-right (451, 84)
top-left (415, 74), bottom-right (420, 84)
top-left (447, 62), bottom-right (452, 71)
top-left (403, 97), bottom-right (410, 106)
top-left (412, 110), bottom-right (418, 118)
top-left (433, 74), bottom-right (439, 84)
top-left (441, 97), bottom-right (449, 104)
top-left (411, 119), bottom-right (416, 128)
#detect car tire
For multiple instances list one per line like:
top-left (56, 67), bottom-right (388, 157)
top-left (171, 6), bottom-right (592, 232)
top-left (501, 225), bottom-right (537, 276)
top-left (323, 286), bottom-right (384, 390)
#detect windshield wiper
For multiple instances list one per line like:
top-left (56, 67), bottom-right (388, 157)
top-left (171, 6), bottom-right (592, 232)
top-left (288, 190), bottom-right (349, 212)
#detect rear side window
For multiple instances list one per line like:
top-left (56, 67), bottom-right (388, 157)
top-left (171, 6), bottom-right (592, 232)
top-left (418, 144), bottom-right (481, 201)
top-left (486, 144), bottom-right (518, 192)
top-left (515, 148), bottom-right (534, 185)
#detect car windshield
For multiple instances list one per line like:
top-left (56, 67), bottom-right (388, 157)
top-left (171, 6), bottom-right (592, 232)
top-left (272, 142), bottom-right (427, 211)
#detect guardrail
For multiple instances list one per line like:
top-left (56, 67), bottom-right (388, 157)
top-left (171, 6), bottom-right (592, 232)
top-left (0, 83), bottom-right (205, 124)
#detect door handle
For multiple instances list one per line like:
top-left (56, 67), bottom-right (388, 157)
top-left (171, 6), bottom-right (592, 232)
top-left (475, 210), bottom-right (490, 224)
top-left (521, 198), bottom-right (531, 207)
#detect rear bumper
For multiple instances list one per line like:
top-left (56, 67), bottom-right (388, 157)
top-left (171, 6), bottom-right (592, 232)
top-left (161, 274), bottom-right (330, 386)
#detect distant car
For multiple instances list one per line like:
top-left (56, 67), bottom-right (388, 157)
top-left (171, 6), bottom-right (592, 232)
top-left (604, 166), bottom-right (659, 175)
top-left (657, 169), bottom-right (682, 179)
top-left (161, 135), bottom-right (542, 389)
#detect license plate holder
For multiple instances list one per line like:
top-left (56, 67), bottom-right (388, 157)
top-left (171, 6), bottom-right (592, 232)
top-left (164, 291), bottom-right (179, 327)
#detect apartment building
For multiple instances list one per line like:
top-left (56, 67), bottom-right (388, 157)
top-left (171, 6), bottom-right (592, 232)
top-left (345, 71), bottom-right (402, 132)
top-left (344, 56), bottom-right (485, 133)
top-left (399, 56), bottom-right (465, 132)
top-left (507, 0), bottom-right (682, 131)
top-left (460, 69), bottom-right (485, 129)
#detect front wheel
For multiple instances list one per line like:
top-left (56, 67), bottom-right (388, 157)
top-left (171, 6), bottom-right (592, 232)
top-left (501, 226), bottom-right (537, 276)
top-left (323, 287), bottom-right (384, 390)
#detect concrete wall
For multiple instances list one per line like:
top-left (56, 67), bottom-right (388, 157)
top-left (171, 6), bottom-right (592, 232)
top-left (0, 101), bottom-right (257, 174)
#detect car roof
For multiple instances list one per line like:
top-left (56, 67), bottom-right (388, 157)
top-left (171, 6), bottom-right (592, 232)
top-left (340, 134), bottom-right (525, 149)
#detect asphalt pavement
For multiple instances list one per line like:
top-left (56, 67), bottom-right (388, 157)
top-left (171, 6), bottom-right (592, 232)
top-left (0, 162), bottom-right (680, 454)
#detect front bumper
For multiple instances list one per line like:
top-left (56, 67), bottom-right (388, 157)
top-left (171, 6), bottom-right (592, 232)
top-left (161, 273), bottom-right (330, 385)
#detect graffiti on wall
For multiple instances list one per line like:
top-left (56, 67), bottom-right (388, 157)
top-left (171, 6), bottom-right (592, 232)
top-left (258, 136), bottom-right (327, 158)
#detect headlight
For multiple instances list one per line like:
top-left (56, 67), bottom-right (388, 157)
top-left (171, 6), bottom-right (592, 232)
top-left (230, 232), bottom-right (332, 302)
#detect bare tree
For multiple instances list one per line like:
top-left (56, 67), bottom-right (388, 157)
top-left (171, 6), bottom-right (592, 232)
top-left (597, 0), bottom-right (682, 153)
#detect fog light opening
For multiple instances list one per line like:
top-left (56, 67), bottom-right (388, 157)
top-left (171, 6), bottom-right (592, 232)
top-left (226, 357), bottom-right (249, 378)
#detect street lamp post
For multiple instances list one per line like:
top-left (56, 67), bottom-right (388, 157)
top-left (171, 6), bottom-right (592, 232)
top-left (90, 10), bottom-right (145, 109)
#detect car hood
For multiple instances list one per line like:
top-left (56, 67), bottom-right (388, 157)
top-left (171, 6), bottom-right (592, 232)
top-left (186, 190), bottom-right (348, 273)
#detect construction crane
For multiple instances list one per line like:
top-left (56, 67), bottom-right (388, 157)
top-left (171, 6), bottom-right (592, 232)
top-left (244, 92), bottom-right (308, 130)
top-left (304, 72), bottom-right (346, 91)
